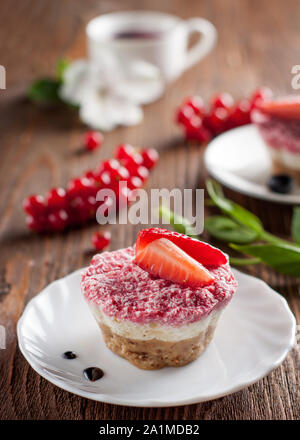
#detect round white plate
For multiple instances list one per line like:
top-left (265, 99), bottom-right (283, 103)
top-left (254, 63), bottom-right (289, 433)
top-left (17, 268), bottom-right (295, 407)
top-left (204, 124), bottom-right (300, 204)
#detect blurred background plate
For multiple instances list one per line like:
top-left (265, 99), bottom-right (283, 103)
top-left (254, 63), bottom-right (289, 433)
top-left (204, 124), bottom-right (300, 204)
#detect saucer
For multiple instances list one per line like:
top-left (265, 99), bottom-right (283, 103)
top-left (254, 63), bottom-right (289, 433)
top-left (204, 124), bottom-right (300, 204)
top-left (17, 268), bottom-right (295, 407)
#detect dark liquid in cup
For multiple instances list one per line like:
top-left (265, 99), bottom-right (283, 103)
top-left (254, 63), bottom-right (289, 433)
top-left (114, 29), bottom-right (162, 40)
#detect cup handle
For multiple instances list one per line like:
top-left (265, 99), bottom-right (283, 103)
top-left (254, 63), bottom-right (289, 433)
top-left (183, 18), bottom-right (217, 71)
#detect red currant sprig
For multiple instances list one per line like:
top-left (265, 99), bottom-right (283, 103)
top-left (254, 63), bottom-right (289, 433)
top-left (176, 88), bottom-right (273, 141)
top-left (23, 143), bottom-right (159, 233)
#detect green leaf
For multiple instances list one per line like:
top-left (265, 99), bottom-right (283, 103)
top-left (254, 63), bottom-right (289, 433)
top-left (159, 205), bottom-right (197, 237)
top-left (28, 78), bottom-right (61, 104)
top-left (231, 242), bottom-right (300, 276)
top-left (205, 216), bottom-right (258, 244)
top-left (206, 179), bottom-right (264, 234)
top-left (230, 257), bottom-right (261, 266)
top-left (56, 58), bottom-right (70, 82)
top-left (291, 206), bottom-right (300, 244)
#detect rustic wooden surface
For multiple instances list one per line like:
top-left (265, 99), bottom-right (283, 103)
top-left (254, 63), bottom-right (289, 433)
top-left (0, 0), bottom-right (299, 420)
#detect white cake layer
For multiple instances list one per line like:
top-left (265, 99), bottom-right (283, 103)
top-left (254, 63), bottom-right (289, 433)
top-left (268, 146), bottom-right (300, 170)
top-left (88, 302), bottom-right (222, 342)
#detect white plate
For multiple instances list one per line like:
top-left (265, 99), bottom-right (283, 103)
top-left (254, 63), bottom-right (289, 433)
top-left (17, 268), bottom-right (295, 407)
top-left (204, 124), bottom-right (300, 204)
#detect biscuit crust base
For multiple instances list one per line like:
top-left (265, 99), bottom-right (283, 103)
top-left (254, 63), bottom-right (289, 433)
top-left (99, 322), bottom-right (217, 370)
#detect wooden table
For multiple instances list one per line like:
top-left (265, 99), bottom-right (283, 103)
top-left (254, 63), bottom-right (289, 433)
top-left (0, 0), bottom-right (299, 420)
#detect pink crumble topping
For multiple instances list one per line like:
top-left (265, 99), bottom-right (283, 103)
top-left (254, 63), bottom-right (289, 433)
top-left (81, 247), bottom-right (237, 327)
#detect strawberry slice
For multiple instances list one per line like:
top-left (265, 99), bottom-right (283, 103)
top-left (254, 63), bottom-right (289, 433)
top-left (134, 237), bottom-right (214, 288)
top-left (135, 228), bottom-right (227, 266)
top-left (257, 96), bottom-right (300, 120)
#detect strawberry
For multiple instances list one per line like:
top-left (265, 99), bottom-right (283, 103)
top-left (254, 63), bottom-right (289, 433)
top-left (257, 96), bottom-right (300, 120)
top-left (135, 228), bottom-right (227, 266)
top-left (134, 237), bottom-right (214, 288)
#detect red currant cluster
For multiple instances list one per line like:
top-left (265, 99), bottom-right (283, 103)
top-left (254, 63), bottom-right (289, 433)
top-left (176, 88), bottom-right (273, 141)
top-left (23, 145), bottom-right (159, 232)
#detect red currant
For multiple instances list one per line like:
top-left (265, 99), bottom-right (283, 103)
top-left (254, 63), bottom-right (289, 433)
top-left (92, 231), bottom-right (111, 251)
top-left (48, 210), bottom-right (69, 231)
top-left (229, 100), bottom-right (251, 127)
top-left (115, 144), bottom-right (135, 161)
top-left (23, 195), bottom-right (46, 216)
top-left (176, 104), bottom-right (194, 125)
top-left (141, 148), bottom-right (159, 169)
top-left (250, 87), bottom-right (273, 109)
top-left (46, 188), bottom-right (66, 211)
top-left (85, 196), bottom-right (97, 219)
top-left (67, 177), bottom-right (95, 199)
top-left (84, 131), bottom-right (103, 151)
top-left (123, 154), bottom-right (143, 175)
top-left (212, 93), bottom-right (234, 110)
top-left (93, 171), bottom-right (112, 189)
top-left (204, 108), bottom-right (230, 135)
top-left (115, 166), bottom-right (130, 181)
top-left (127, 176), bottom-right (143, 190)
top-left (134, 166), bottom-right (149, 182)
top-left (67, 196), bottom-right (90, 224)
top-left (185, 124), bottom-right (212, 142)
top-left (26, 215), bottom-right (48, 232)
top-left (98, 159), bottom-right (120, 177)
top-left (184, 96), bottom-right (205, 115)
top-left (185, 115), bottom-right (202, 131)
top-left (84, 170), bottom-right (96, 179)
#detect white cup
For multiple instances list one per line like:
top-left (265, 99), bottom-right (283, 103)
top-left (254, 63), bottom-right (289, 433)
top-left (86, 11), bottom-right (217, 82)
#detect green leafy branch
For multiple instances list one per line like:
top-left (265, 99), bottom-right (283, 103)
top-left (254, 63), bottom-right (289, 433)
top-left (160, 179), bottom-right (300, 277)
top-left (28, 59), bottom-right (70, 105)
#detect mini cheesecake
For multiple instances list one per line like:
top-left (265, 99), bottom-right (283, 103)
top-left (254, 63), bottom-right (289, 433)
top-left (252, 96), bottom-right (300, 182)
top-left (81, 229), bottom-right (237, 370)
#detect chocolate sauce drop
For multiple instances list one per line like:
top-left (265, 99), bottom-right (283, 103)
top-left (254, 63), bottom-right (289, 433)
top-left (63, 351), bottom-right (77, 360)
top-left (83, 367), bottom-right (104, 382)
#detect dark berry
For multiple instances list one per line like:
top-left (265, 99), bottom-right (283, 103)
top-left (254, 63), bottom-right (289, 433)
top-left (63, 351), bottom-right (77, 359)
top-left (267, 174), bottom-right (294, 194)
top-left (83, 367), bottom-right (104, 382)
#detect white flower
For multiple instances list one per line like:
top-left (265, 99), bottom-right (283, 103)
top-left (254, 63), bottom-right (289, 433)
top-left (59, 57), bottom-right (165, 131)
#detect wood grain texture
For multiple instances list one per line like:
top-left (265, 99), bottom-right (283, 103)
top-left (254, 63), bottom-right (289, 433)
top-left (0, 0), bottom-right (299, 420)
